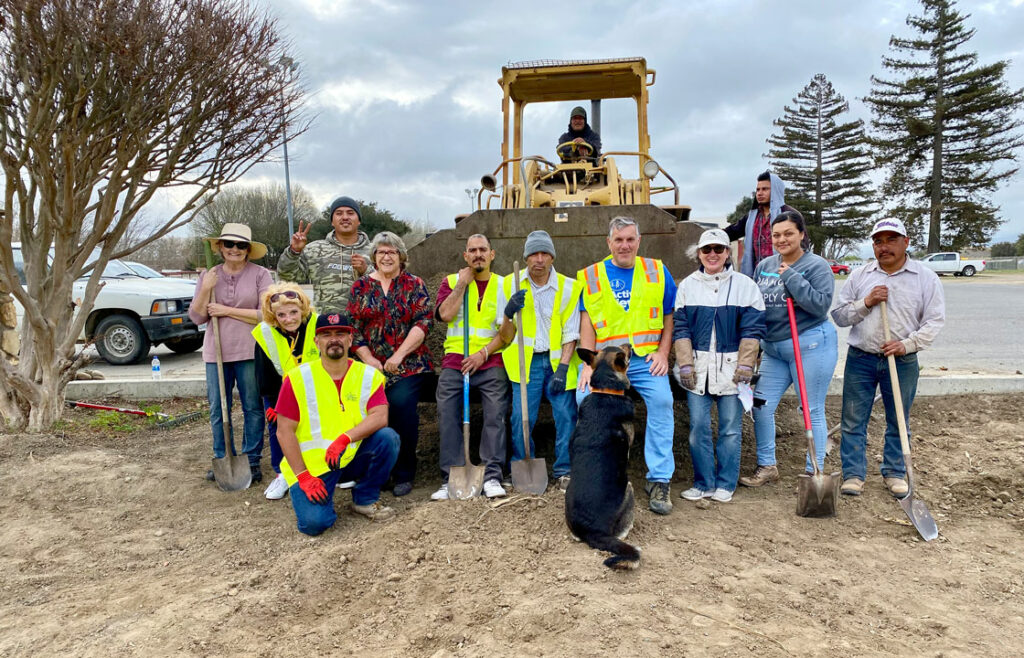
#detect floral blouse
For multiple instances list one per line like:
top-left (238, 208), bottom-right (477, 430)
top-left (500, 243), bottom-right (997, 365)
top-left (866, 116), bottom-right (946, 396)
top-left (347, 270), bottom-right (434, 384)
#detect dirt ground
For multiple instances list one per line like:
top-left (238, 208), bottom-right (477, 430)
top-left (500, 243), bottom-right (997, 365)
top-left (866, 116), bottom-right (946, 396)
top-left (2, 392), bottom-right (1023, 657)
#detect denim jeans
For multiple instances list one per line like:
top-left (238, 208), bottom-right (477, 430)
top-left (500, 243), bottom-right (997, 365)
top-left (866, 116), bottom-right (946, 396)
top-left (510, 353), bottom-right (578, 478)
top-left (752, 322), bottom-right (837, 471)
top-left (840, 347), bottom-right (918, 481)
top-left (288, 427), bottom-right (399, 536)
top-left (206, 360), bottom-right (264, 468)
top-left (262, 396), bottom-right (283, 473)
top-left (386, 373), bottom-right (429, 485)
top-left (686, 391), bottom-right (743, 492)
top-left (577, 354), bottom-right (675, 482)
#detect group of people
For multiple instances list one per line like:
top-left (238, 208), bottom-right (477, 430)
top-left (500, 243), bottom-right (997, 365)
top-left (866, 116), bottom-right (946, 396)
top-left (187, 167), bottom-right (945, 537)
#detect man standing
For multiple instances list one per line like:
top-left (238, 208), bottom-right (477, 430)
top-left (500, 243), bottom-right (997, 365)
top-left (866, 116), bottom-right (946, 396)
top-left (831, 218), bottom-right (945, 497)
top-left (724, 171), bottom-right (796, 277)
top-left (278, 196), bottom-right (372, 310)
top-left (499, 230), bottom-right (582, 491)
top-left (274, 311), bottom-right (400, 535)
top-left (556, 106), bottom-right (602, 162)
top-left (578, 217), bottom-right (677, 514)
top-left (432, 234), bottom-right (510, 500)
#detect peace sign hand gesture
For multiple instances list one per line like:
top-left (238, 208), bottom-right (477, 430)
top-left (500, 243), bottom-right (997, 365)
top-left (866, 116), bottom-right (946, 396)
top-left (290, 220), bottom-right (313, 253)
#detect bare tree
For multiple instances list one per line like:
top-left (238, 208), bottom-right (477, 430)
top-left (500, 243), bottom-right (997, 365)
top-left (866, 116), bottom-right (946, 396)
top-left (0, 0), bottom-right (307, 431)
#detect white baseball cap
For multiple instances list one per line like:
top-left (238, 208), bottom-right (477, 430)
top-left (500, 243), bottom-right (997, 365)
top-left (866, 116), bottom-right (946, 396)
top-left (869, 218), bottom-right (907, 238)
top-left (697, 228), bottom-right (730, 249)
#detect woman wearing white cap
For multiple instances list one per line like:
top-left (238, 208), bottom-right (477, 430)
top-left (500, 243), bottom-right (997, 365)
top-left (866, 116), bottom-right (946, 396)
top-left (672, 229), bottom-right (766, 502)
top-left (188, 223), bottom-right (273, 485)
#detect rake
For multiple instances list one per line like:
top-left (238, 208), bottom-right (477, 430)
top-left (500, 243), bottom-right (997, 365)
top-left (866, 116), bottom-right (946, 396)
top-left (66, 400), bottom-right (206, 428)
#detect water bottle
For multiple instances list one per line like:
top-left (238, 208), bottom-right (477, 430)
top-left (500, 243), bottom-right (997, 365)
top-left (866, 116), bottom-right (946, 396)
top-left (151, 355), bottom-right (162, 380)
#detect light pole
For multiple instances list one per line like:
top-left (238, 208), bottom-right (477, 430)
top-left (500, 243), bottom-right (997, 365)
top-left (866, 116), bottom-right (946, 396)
top-left (278, 56), bottom-right (298, 238)
top-left (464, 187), bottom-right (478, 213)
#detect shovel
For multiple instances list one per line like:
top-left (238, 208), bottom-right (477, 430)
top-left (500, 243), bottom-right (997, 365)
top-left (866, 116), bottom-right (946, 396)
top-left (509, 263), bottom-right (548, 494)
top-left (204, 242), bottom-right (251, 492)
top-left (789, 298), bottom-right (840, 518)
top-left (881, 301), bottom-right (938, 541)
top-left (448, 287), bottom-right (485, 500)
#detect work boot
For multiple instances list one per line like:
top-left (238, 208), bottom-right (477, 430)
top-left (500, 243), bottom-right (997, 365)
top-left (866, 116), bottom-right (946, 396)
top-left (739, 465), bottom-right (779, 488)
top-left (393, 481), bottom-right (413, 497)
top-left (884, 477), bottom-right (909, 497)
top-left (841, 478), bottom-right (864, 496)
top-left (645, 480), bottom-right (673, 515)
top-left (350, 501), bottom-right (395, 521)
top-left (249, 467), bottom-right (262, 485)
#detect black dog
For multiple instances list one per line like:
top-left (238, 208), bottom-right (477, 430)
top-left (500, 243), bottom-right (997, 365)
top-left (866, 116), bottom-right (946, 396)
top-left (564, 346), bottom-right (640, 570)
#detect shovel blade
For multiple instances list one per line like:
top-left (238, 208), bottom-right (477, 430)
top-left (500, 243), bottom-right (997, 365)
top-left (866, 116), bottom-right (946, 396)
top-left (796, 472), bottom-right (841, 518)
top-left (510, 458), bottom-right (548, 495)
top-left (899, 495), bottom-right (939, 541)
top-left (211, 455), bottom-right (252, 492)
top-left (448, 465), bottom-right (485, 500)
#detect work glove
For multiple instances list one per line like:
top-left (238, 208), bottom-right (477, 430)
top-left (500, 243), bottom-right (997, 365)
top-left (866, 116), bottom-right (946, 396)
top-left (733, 365), bottom-right (753, 385)
top-left (324, 433), bottom-right (352, 470)
top-left (296, 470), bottom-right (328, 504)
top-left (549, 363), bottom-right (570, 394)
top-left (265, 406), bottom-right (277, 424)
top-left (503, 289), bottom-right (527, 320)
top-left (673, 364), bottom-right (696, 391)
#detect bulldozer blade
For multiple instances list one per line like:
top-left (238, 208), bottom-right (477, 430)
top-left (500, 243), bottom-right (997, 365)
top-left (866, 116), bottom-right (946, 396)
top-left (510, 457), bottom-right (547, 495)
top-left (211, 454), bottom-right (252, 492)
top-left (796, 471), bottom-right (841, 518)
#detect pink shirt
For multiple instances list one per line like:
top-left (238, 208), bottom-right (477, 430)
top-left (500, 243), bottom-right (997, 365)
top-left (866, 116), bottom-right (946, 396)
top-left (188, 263), bottom-right (273, 363)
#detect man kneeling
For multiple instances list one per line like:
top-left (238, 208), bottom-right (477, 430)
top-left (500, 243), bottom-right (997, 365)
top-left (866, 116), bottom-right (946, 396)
top-left (275, 311), bottom-right (399, 535)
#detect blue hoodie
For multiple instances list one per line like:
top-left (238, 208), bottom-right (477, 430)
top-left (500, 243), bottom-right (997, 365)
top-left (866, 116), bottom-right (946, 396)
top-left (724, 172), bottom-right (794, 277)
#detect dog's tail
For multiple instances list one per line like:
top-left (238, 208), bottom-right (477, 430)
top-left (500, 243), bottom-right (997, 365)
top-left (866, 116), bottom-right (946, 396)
top-left (583, 533), bottom-right (641, 570)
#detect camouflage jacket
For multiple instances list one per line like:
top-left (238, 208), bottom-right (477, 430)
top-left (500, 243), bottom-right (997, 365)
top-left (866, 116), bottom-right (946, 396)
top-left (277, 231), bottom-right (373, 312)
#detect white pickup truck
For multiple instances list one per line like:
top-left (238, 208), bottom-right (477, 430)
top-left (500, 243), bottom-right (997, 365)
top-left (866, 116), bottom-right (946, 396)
top-left (12, 244), bottom-right (204, 365)
top-left (920, 252), bottom-right (986, 277)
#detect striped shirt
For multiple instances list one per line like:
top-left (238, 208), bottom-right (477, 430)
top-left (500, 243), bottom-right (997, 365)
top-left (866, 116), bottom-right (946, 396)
top-left (527, 267), bottom-right (580, 353)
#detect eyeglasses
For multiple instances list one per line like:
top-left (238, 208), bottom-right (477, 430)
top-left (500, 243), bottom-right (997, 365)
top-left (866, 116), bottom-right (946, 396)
top-left (220, 240), bottom-right (250, 250)
top-left (376, 249), bottom-right (400, 257)
top-left (700, 245), bottom-right (727, 254)
top-left (270, 290), bottom-right (300, 303)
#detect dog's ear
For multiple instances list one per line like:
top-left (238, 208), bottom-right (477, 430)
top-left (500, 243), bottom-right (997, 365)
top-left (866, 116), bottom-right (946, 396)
top-left (620, 344), bottom-right (632, 363)
top-left (576, 347), bottom-right (597, 366)
top-left (613, 349), bottom-right (628, 372)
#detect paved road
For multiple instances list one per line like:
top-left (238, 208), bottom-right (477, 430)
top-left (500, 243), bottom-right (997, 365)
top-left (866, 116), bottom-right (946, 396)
top-left (81, 272), bottom-right (1024, 380)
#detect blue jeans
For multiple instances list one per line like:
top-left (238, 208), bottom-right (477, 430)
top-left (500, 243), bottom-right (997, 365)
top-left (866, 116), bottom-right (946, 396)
top-left (262, 396), bottom-right (283, 473)
top-left (686, 391), bottom-right (743, 492)
top-left (752, 323), bottom-right (837, 471)
top-left (206, 360), bottom-right (264, 468)
top-left (510, 353), bottom-right (578, 478)
top-left (386, 373), bottom-right (429, 485)
top-left (577, 354), bottom-right (675, 482)
top-left (289, 427), bottom-right (399, 536)
top-left (840, 347), bottom-right (918, 481)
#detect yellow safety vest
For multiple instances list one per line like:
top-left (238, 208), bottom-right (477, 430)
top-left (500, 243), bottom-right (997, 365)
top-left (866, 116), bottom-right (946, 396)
top-left (442, 273), bottom-right (504, 356)
top-left (279, 358), bottom-right (385, 486)
top-left (579, 256), bottom-right (666, 357)
top-left (251, 313), bottom-right (319, 376)
top-left (501, 269), bottom-right (582, 388)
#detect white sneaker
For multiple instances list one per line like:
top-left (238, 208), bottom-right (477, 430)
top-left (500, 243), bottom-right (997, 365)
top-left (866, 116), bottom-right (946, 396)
top-left (680, 487), bottom-right (712, 501)
top-left (483, 478), bottom-right (507, 498)
top-left (430, 484), bottom-right (449, 501)
top-left (338, 480), bottom-right (355, 489)
top-left (263, 473), bottom-right (289, 500)
top-left (711, 488), bottom-right (733, 503)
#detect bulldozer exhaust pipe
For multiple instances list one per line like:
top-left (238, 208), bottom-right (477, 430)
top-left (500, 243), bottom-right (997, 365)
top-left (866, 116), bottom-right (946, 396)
top-left (481, 173), bottom-right (497, 191)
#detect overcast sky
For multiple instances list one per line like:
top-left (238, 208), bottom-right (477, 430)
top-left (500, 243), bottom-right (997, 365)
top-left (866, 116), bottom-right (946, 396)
top-left (224, 0), bottom-right (1024, 249)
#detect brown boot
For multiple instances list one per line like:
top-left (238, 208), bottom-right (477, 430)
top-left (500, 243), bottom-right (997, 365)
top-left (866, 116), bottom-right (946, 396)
top-left (739, 465), bottom-right (780, 488)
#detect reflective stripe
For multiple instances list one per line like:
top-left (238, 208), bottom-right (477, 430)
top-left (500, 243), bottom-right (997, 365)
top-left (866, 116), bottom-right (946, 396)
top-left (359, 365), bottom-right (375, 415)
top-left (299, 365), bottom-right (323, 444)
top-left (642, 257), bottom-right (659, 284)
top-left (595, 320), bottom-right (607, 330)
top-left (649, 307), bottom-right (659, 320)
top-left (259, 324), bottom-right (284, 374)
top-left (584, 264), bottom-right (600, 295)
top-left (446, 326), bottom-right (499, 339)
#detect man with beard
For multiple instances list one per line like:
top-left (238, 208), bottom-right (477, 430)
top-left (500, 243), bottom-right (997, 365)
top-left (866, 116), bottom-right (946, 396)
top-left (274, 312), bottom-right (400, 535)
top-left (724, 171), bottom-right (797, 277)
top-left (556, 106), bottom-right (602, 162)
top-left (432, 234), bottom-right (510, 501)
top-left (831, 219), bottom-right (945, 498)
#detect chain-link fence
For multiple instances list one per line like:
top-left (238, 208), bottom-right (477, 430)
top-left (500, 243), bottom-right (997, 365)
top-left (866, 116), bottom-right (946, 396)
top-left (985, 257), bottom-right (1024, 271)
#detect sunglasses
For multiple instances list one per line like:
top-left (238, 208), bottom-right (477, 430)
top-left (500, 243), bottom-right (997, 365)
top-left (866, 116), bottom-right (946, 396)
top-left (270, 290), bottom-right (300, 304)
top-left (700, 245), bottom-right (727, 254)
top-left (220, 240), bottom-right (250, 250)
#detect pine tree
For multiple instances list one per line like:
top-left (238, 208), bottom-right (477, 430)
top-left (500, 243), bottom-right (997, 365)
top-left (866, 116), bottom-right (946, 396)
top-left (865, 0), bottom-right (1024, 252)
top-left (766, 74), bottom-right (878, 259)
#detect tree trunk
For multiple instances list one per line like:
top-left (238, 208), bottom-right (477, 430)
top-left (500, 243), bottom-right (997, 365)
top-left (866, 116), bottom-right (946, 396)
top-left (928, 16), bottom-right (947, 253)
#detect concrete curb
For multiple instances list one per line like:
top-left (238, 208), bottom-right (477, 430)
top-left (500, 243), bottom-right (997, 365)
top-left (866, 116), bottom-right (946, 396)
top-left (66, 374), bottom-right (1024, 401)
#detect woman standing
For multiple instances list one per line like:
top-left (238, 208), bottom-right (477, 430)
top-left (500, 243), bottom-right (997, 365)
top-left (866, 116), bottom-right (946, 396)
top-left (740, 210), bottom-right (838, 487)
top-left (188, 224), bottom-right (273, 484)
top-left (347, 232), bottom-right (434, 497)
top-left (252, 282), bottom-right (318, 500)
top-left (673, 229), bottom-right (766, 502)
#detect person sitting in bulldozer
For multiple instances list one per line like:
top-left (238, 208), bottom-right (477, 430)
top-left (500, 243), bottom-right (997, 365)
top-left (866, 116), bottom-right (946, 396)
top-left (556, 106), bottom-right (601, 163)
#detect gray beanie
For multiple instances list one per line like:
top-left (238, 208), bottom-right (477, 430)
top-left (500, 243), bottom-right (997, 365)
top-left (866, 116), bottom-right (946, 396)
top-left (523, 230), bottom-right (556, 258)
top-left (329, 196), bottom-right (361, 221)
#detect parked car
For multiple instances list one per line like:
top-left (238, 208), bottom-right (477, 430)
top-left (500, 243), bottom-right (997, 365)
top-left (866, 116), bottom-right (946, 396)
top-left (828, 260), bottom-right (850, 275)
top-left (123, 261), bottom-right (168, 279)
top-left (920, 252), bottom-right (986, 277)
top-left (12, 244), bottom-right (204, 364)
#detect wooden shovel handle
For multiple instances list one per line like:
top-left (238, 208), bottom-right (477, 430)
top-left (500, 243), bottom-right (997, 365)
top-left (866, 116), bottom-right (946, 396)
top-left (880, 301), bottom-right (914, 479)
top-left (513, 264), bottom-right (532, 460)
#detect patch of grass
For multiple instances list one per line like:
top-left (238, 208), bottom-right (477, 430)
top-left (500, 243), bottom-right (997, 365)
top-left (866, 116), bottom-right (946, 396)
top-left (87, 410), bottom-right (139, 432)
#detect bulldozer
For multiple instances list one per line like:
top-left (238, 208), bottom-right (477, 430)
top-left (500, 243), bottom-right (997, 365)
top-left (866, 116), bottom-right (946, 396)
top-left (408, 57), bottom-right (706, 280)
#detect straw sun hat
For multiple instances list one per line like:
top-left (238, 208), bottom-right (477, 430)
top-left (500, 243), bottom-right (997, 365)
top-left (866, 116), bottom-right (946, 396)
top-left (204, 223), bottom-right (268, 260)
